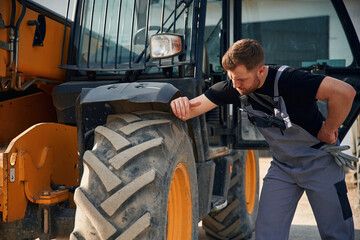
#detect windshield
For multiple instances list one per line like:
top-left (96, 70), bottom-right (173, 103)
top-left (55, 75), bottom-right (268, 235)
top-left (72, 0), bottom-right (194, 72)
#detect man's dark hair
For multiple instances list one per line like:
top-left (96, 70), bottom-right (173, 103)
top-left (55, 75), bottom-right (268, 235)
top-left (222, 39), bottom-right (264, 71)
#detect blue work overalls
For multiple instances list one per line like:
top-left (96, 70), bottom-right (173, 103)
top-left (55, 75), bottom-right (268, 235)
top-left (240, 66), bottom-right (354, 240)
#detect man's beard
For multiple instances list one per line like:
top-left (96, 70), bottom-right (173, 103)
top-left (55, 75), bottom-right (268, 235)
top-left (236, 77), bottom-right (261, 95)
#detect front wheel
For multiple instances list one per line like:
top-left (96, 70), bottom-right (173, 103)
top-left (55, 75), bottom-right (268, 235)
top-left (203, 150), bottom-right (259, 239)
top-left (70, 111), bottom-right (199, 240)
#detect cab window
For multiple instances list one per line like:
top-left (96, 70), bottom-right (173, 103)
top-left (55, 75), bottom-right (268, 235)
top-left (242, 0), bottom-right (354, 68)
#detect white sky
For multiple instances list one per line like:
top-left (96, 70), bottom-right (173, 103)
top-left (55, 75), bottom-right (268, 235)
top-left (31, 0), bottom-right (77, 20)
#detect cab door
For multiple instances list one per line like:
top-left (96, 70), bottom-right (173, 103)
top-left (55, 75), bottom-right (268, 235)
top-left (231, 0), bottom-right (360, 148)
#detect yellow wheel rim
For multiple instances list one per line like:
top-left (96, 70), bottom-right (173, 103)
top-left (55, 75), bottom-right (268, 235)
top-left (167, 163), bottom-right (192, 240)
top-left (245, 150), bottom-right (257, 214)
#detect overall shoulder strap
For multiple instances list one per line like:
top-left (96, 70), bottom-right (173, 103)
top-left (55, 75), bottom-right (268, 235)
top-left (273, 65), bottom-right (289, 103)
top-left (248, 93), bottom-right (274, 113)
top-left (273, 65), bottom-right (293, 129)
top-left (254, 93), bottom-right (276, 106)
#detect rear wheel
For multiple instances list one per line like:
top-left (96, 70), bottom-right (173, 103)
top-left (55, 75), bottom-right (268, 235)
top-left (203, 150), bottom-right (259, 240)
top-left (70, 111), bottom-right (198, 240)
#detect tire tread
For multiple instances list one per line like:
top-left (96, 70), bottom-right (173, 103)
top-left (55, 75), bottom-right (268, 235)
top-left (74, 188), bottom-right (117, 240)
top-left (119, 120), bottom-right (170, 135)
top-left (214, 199), bottom-right (240, 222)
top-left (83, 151), bottom-right (122, 192)
top-left (115, 212), bottom-right (151, 240)
top-left (109, 137), bottom-right (163, 170)
top-left (95, 126), bottom-right (131, 152)
top-left (101, 170), bottom-right (156, 217)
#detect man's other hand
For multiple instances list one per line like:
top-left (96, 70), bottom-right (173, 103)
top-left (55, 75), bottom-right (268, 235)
top-left (317, 121), bottom-right (338, 144)
top-left (316, 76), bottom-right (355, 144)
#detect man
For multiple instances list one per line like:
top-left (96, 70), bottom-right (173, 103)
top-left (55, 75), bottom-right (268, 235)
top-left (171, 39), bottom-right (357, 239)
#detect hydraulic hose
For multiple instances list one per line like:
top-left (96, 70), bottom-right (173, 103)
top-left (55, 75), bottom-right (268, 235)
top-left (15, 0), bottom-right (26, 31)
top-left (7, 0), bottom-right (16, 72)
top-left (10, 0), bottom-right (16, 27)
top-left (10, 0), bottom-right (26, 89)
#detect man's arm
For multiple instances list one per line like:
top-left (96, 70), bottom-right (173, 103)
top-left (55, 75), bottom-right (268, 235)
top-left (170, 94), bottom-right (217, 120)
top-left (316, 76), bottom-right (356, 144)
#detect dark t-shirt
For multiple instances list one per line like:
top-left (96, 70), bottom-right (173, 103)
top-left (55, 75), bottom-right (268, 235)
top-left (204, 65), bottom-right (326, 137)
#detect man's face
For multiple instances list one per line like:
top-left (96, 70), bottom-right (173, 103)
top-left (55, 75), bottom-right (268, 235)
top-left (227, 65), bottom-right (261, 95)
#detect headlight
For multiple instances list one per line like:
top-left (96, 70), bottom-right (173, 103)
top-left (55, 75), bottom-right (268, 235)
top-left (150, 34), bottom-right (183, 59)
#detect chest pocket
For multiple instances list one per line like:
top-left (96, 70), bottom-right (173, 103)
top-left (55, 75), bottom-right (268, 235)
top-left (241, 95), bottom-right (286, 131)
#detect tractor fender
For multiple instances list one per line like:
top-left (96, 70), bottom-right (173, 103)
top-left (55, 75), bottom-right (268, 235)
top-left (78, 82), bottom-right (181, 132)
top-left (80, 82), bottom-right (180, 108)
top-left (77, 81), bottom-right (181, 151)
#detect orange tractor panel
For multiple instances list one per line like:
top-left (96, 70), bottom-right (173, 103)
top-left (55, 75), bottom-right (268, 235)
top-left (1, 123), bottom-right (78, 222)
top-left (0, 92), bottom-right (58, 146)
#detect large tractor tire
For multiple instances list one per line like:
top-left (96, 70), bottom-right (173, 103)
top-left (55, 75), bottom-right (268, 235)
top-left (203, 150), bottom-right (259, 240)
top-left (70, 111), bottom-right (199, 240)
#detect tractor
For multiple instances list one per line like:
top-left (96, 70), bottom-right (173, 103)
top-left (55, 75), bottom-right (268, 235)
top-left (0, 0), bottom-right (359, 239)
